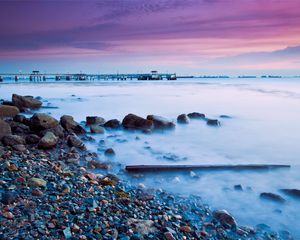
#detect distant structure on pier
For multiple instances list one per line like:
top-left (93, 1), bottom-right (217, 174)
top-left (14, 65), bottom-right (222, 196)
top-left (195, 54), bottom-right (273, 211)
top-left (138, 71), bottom-right (176, 80)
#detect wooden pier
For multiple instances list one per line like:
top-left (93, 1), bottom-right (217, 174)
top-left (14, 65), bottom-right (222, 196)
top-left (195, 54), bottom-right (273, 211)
top-left (0, 71), bottom-right (177, 82)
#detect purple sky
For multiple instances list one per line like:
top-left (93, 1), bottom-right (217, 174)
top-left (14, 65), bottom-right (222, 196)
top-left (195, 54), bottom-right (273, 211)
top-left (1, 0), bottom-right (300, 75)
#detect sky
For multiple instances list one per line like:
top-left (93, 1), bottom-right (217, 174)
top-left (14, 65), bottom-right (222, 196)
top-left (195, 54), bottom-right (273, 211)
top-left (0, 0), bottom-right (300, 76)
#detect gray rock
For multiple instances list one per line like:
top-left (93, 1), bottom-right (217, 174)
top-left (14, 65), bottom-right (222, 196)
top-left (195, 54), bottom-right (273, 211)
top-left (187, 112), bottom-right (205, 119)
top-left (104, 119), bottom-right (121, 129)
top-left (0, 105), bottom-right (20, 118)
top-left (213, 210), bottom-right (237, 228)
top-left (60, 115), bottom-right (86, 135)
top-left (12, 144), bottom-right (26, 152)
top-left (10, 121), bottom-right (30, 134)
top-left (67, 134), bottom-right (86, 150)
top-left (280, 189), bottom-right (300, 199)
top-left (260, 192), bottom-right (285, 203)
top-left (206, 119), bottom-right (220, 126)
top-left (2, 134), bottom-right (25, 146)
top-left (40, 125), bottom-right (65, 138)
top-left (86, 116), bottom-right (105, 125)
top-left (38, 132), bottom-right (58, 149)
top-left (25, 134), bottom-right (41, 144)
top-left (0, 119), bottom-right (12, 139)
top-left (105, 148), bottom-right (115, 156)
top-left (177, 114), bottom-right (189, 124)
top-left (30, 113), bottom-right (59, 131)
top-left (122, 114), bottom-right (153, 131)
top-left (146, 115), bottom-right (175, 129)
top-left (12, 94), bottom-right (42, 109)
top-left (90, 124), bottom-right (105, 134)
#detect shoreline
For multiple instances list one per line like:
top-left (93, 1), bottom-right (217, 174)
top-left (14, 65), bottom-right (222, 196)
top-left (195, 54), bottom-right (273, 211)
top-left (0, 94), bottom-right (293, 239)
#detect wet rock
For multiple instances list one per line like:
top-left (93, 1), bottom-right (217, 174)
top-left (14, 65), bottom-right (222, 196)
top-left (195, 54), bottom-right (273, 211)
top-left (40, 124), bottom-right (65, 138)
top-left (12, 94), bottom-right (42, 109)
top-left (104, 148), bottom-right (115, 156)
top-left (213, 210), bottom-right (237, 228)
top-left (1, 191), bottom-right (18, 204)
top-left (13, 114), bottom-right (28, 124)
top-left (0, 119), bottom-right (11, 139)
top-left (146, 115), bottom-right (175, 129)
top-left (2, 211), bottom-right (14, 220)
top-left (220, 115), bottom-right (232, 119)
top-left (28, 178), bottom-right (47, 187)
top-left (164, 232), bottom-right (176, 240)
top-left (260, 192), bottom-right (285, 203)
top-left (87, 160), bottom-right (110, 169)
top-left (187, 112), bottom-right (205, 119)
top-left (103, 119), bottom-right (121, 129)
top-left (2, 134), bottom-right (25, 146)
top-left (234, 184), bottom-right (243, 191)
top-left (90, 124), bottom-right (105, 134)
top-left (0, 105), bottom-right (20, 118)
top-left (206, 119), bottom-right (221, 126)
top-left (86, 116), bottom-right (105, 125)
top-left (177, 114), bottom-right (189, 124)
top-left (60, 115), bottom-right (86, 135)
top-left (122, 114), bottom-right (153, 131)
top-left (280, 189), bottom-right (300, 199)
top-left (127, 218), bottom-right (156, 235)
top-left (12, 144), bottom-right (26, 152)
top-left (25, 134), bottom-right (41, 144)
top-left (10, 121), bottom-right (30, 134)
top-left (180, 225), bottom-right (192, 233)
top-left (30, 113), bottom-right (59, 131)
top-left (31, 189), bottom-right (43, 197)
top-left (38, 132), bottom-right (58, 149)
top-left (67, 134), bottom-right (86, 150)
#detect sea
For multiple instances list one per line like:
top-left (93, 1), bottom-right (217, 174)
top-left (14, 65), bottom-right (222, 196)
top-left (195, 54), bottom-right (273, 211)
top-left (1, 77), bottom-right (300, 237)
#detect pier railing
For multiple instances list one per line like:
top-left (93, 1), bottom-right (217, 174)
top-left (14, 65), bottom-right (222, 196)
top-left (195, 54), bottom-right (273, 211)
top-left (0, 73), bottom-right (177, 82)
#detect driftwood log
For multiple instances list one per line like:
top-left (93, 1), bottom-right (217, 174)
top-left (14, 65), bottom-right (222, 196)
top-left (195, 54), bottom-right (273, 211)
top-left (125, 164), bottom-right (290, 173)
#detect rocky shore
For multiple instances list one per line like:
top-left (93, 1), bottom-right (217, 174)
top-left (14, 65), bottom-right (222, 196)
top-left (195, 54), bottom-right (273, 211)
top-left (0, 94), bottom-right (293, 239)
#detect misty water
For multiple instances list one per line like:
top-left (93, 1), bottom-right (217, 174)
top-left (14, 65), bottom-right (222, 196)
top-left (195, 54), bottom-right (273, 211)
top-left (1, 78), bottom-right (300, 237)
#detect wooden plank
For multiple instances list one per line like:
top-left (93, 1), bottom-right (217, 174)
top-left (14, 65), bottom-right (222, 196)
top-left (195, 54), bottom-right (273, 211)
top-left (125, 164), bottom-right (290, 172)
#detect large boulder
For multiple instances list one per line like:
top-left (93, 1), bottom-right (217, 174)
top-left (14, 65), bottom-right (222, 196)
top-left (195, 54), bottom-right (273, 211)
top-left (60, 115), bottom-right (86, 135)
top-left (86, 116), bottom-right (105, 125)
top-left (177, 114), bottom-right (189, 124)
top-left (30, 113), bottom-right (59, 131)
top-left (38, 132), bottom-right (58, 149)
top-left (103, 119), bottom-right (121, 129)
top-left (0, 105), bottom-right (20, 118)
top-left (122, 114), bottom-right (153, 131)
top-left (12, 94), bottom-right (42, 110)
top-left (213, 210), bottom-right (237, 229)
top-left (2, 134), bottom-right (25, 146)
top-left (147, 115), bottom-right (175, 129)
top-left (0, 120), bottom-right (12, 139)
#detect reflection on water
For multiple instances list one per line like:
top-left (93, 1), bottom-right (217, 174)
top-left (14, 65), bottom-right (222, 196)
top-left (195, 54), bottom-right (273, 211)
top-left (1, 78), bottom-right (300, 237)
